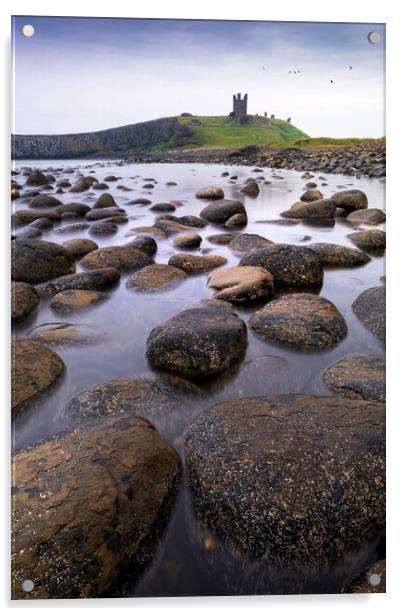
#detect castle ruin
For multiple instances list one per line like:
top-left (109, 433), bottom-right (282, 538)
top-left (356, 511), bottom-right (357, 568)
top-left (232, 93), bottom-right (248, 123)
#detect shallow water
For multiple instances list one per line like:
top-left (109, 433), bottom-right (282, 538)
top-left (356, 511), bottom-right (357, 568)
top-left (11, 159), bottom-right (385, 596)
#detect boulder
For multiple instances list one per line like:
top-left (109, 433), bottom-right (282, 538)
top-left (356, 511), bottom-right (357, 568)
top-left (55, 222), bottom-right (90, 234)
top-left (154, 219), bottom-right (194, 235)
top-left (80, 246), bottom-right (153, 272)
top-left (86, 207), bottom-right (125, 221)
top-left (128, 226), bottom-right (167, 239)
top-left (30, 323), bottom-right (104, 347)
top-left (127, 198), bottom-right (152, 205)
top-left (330, 189), bottom-right (368, 212)
top-left (324, 354), bottom-right (385, 403)
top-left (239, 244), bottom-right (323, 290)
top-left (300, 188), bottom-right (323, 202)
top-left (62, 238), bottom-right (98, 259)
top-left (25, 169), bottom-right (48, 186)
top-left (352, 286), bottom-right (385, 344)
top-left (200, 199), bottom-right (246, 224)
top-left (168, 253), bottom-right (227, 274)
top-left (28, 195), bottom-right (62, 208)
top-left (11, 414), bottom-right (181, 599)
top-left (346, 209), bottom-right (386, 225)
top-left (240, 181), bottom-right (259, 196)
top-left (89, 220), bottom-right (118, 235)
top-left (250, 293), bottom-right (347, 350)
top-left (281, 198), bottom-right (336, 219)
top-left (11, 239), bottom-right (75, 284)
top-left (185, 394), bottom-right (385, 563)
top-left (125, 235), bottom-right (157, 256)
top-left (150, 202), bottom-right (176, 212)
top-left (195, 186), bottom-right (225, 199)
top-left (146, 305), bottom-right (247, 379)
top-left (50, 289), bottom-right (106, 313)
top-left (177, 215), bottom-right (207, 228)
top-left (29, 217), bottom-right (54, 230)
top-left (126, 264), bottom-right (187, 291)
top-left (11, 281), bottom-right (39, 321)
top-left (342, 560), bottom-right (386, 593)
top-left (172, 233), bottom-right (202, 249)
top-left (12, 209), bottom-right (61, 226)
top-left (225, 213), bottom-right (248, 228)
top-left (69, 176), bottom-right (97, 193)
top-left (348, 230), bottom-right (386, 252)
top-left (37, 268), bottom-right (120, 295)
top-left (208, 266), bottom-right (274, 303)
top-left (56, 202), bottom-right (91, 216)
top-left (229, 233), bottom-right (273, 254)
top-left (207, 233), bottom-right (235, 245)
top-left (308, 242), bottom-right (370, 267)
top-left (11, 337), bottom-right (64, 411)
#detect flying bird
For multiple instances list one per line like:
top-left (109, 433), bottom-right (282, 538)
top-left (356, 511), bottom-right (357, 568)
top-left (330, 80), bottom-right (334, 84)
top-left (349, 65), bottom-right (353, 69)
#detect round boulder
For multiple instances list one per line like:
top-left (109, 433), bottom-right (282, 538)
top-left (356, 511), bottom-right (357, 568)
top-left (126, 264), bottom-right (186, 291)
top-left (281, 198), bottom-right (336, 219)
top-left (324, 354), bottom-right (385, 403)
top-left (50, 289), bottom-right (106, 313)
top-left (168, 253), bottom-right (227, 274)
top-left (11, 281), bottom-right (39, 321)
top-left (200, 199), bottom-right (246, 224)
top-left (173, 233), bottom-right (202, 249)
top-left (196, 186), bottom-right (225, 199)
top-left (80, 245), bottom-right (154, 272)
top-left (352, 286), bottom-right (385, 344)
top-left (308, 242), bottom-right (370, 267)
top-left (125, 235), bottom-right (157, 256)
top-left (250, 293), bottom-right (347, 350)
top-left (229, 233), bottom-right (273, 254)
top-left (89, 220), bottom-right (118, 235)
top-left (62, 238), bottom-right (98, 259)
top-left (240, 181), bottom-right (259, 196)
top-left (28, 195), bottom-right (62, 209)
top-left (346, 209), bottom-right (386, 225)
top-left (37, 268), bottom-right (120, 295)
top-left (330, 189), bottom-right (368, 212)
top-left (348, 230), bottom-right (386, 252)
top-left (300, 189), bottom-right (323, 202)
top-left (208, 266), bottom-right (274, 303)
top-left (12, 239), bottom-right (76, 284)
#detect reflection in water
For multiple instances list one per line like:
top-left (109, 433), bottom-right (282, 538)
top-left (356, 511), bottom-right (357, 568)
top-left (11, 160), bottom-right (385, 595)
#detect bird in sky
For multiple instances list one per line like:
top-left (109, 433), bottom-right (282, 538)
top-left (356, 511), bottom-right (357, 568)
top-left (330, 79), bottom-right (334, 84)
top-left (349, 65), bottom-right (353, 69)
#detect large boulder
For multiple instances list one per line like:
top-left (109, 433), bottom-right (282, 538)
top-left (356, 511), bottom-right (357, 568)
top-left (85, 207), bottom-right (126, 221)
top-left (12, 209), bottom-right (61, 226)
top-left (200, 199), bottom-right (246, 224)
top-left (126, 264), bottom-right (187, 291)
top-left (348, 230), bottom-right (386, 252)
top-left (11, 239), bottom-right (75, 284)
top-left (352, 287), bottom-right (385, 344)
top-left (300, 188), bottom-right (323, 202)
top-left (280, 198), bottom-right (336, 219)
top-left (11, 414), bottom-right (181, 599)
top-left (250, 293), bottom-right (347, 350)
top-left (330, 189), bottom-right (368, 212)
top-left (37, 267), bottom-right (120, 295)
top-left (229, 233), bottom-right (273, 254)
top-left (324, 354), bottom-right (385, 403)
top-left (11, 337), bottom-right (64, 411)
top-left (185, 394), bottom-right (385, 564)
top-left (80, 246), bottom-right (153, 272)
top-left (126, 236), bottom-right (157, 256)
top-left (11, 282), bottom-right (39, 321)
top-left (93, 192), bottom-right (117, 208)
top-left (89, 220), bottom-right (119, 235)
top-left (25, 169), bottom-right (48, 186)
top-left (50, 289), bottom-right (106, 313)
top-left (146, 305), bottom-right (247, 379)
top-left (172, 233), bottom-right (202, 249)
top-left (308, 242), bottom-right (370, 267)
top-left (239, 244), bottom-right (323, 290)
top-left (346, 208), bottom-right (386, 225)
top-left (62, 238), bottom-right (98, 259)
top-left (69, 176), bottom-right (97, 193)
top-left (208, 266), bottom-right (274, 303)
top-left (28, 195), bottom-right (62, 209)
top-left (240, 181), bottom-right (259, 196)
top-left (195, 186), bottom-right (224, 199)
top-left (56, 202), bottom-right (91, 216)
top-left (168, 253), bottom-right (227, 274)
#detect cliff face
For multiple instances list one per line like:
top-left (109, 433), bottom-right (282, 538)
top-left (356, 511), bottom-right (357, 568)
top-left (11, 117), bottom-right (179, 159)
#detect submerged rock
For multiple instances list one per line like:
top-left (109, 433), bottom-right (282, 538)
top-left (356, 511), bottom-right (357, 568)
top-left (150, 202), bottom-right (176, 212)
top-left (177, 215), bottom-right (207, 228)
top-left (281, 198), bottom-right (336, 219)
top-left (168, 253), bottom-right (227, 274)
top-left (229, 233), bottom-right (273, 254)
top-left (28, 195), bottom-right (62, 208)
top-left (11, 414), bottom-right (181, 599)
top-left (239, 244), bottom-right (323, 290)
top-left (196, 186), bottom-right (225, 199)
top-left (69, 176), bottom-right (97, 193)
top-left (225, 213), bottom-right (248, 228)
top-left (240, 181), bottom-right (259, 196)
top-left (80, 245), bottom-right (153, 272)
top-left (37, 267), bottom-right (121, 295)
top-left (185, 394), bottom-right (385, 564)
top-left (200, 199), bottom-right (246, 224)
top-left (300, 188), bottom-right (323, 202)
top-left (11, 337), bottom-right (64, 411)
top-left (56, 202), bottom-right (91, 216)
top-left (62, 238), bottom-right (98, 259)
top-left (342, 560), bottom-right (386, 593)
top-left (125, 235), bottom-right (157, 256)
top-left (126, 264), bottom-right (187, 291)
top-left (348, 230), bottom-right (386, 252)
top-left (12, 209), bottom-right (61, 226)
top-left (12, 239), bottom-right (75, 284)
top-left (146, 305), bottom-right (247, 379)
top-left (324, 354), bottom-right (385, 403)
top-left (11, 281), bottom-right (39, 321)
top-left (250, 293), bottom-right (347, 350)
top-left (50, 289), bottom-right (106, 313)
top-left (352, 286), bottom-right (385, 344)
top-left (172, 233), bottom-right (202, 249)
top-left (208, 266), bottom-right (274, 303)
top-left (207, 233), bottom-right (235, 245)
top-left (93, 192), bottom-right (117, 208)
top-left (86, 207), bottom-right (125, 221)
top-left (89, 220), bottom-right (119, 235)
top-left (330, 189), bottom-right (368, 212)
top-left (346, 208), bottom-right (386, 225)
top-left (25, 169), bottom-right (48, 186)
top-left (308, 242), bottom-right (370, 267)
top-left (30, 323), bottom-right (104, 347)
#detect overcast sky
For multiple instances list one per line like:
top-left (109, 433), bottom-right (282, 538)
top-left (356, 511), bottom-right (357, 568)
top-left (12, 17), bottom-right (385, 138)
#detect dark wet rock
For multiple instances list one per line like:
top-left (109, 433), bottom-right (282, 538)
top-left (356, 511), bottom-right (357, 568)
top-left (12, 209), bottom-right (62, 226)
top-left (18, 227), bottom-right (43, 239)
top-left (92, 182), bottom-right (109, 190)
top-left (240, 181), bottom-right (259, 196)
top-left (150, 202), bottom-right (176, 212)
top-left (80, 245), bottom-right (154, 272)
top-left (60, 211), bottom-right (80, 221)
top-left (55, 222), bottom-right (90, 234)
top-left (257, 219), bottom-right (300, 226)
top-left (127, 226), bottom-right (167, 239)
top-left (69, 176), bottom-right (97, 193)
top-left (208, 266), bottom-right (274, 303)
top-left (342, 560), bottom-right (385, 593)
top-left (207, 233), bottom-right (235, 245)
top-left (37, 267), bottom-right (120, 295)
top-left (12, 239), bottom-right (75, 284)
top-left (146, 305), bottom-right (247, 380)
top-left (11, 282), bottom-right (39, 321)
top-left (229, 233), bottom-right (273, 254)
top-left (29, 217), bottom-right (53, 230)
top-left (86, 207), bottom-right (125, 221)
top-left (125, 235), bottom-right (157, 256)
top-left (89, 220), bottom-right (119, 235)
top-left (305, 181), bottom-right (318, 188)
top-left (250, 293), bottom-right (347, 350)
top-left (142, 183), bottom-right (154, 189)
top-left (166, 181), bottom-right (178, 185)
top-left (126, 264), bottom-right (187, 291)
top-left (300, 188), bottom-right (323, 202)
top-left (50, 289), bottom-right (106, 313)
top-left (330, 189), bottom-right (368, 212)
top-left (25, 169), bottom-right (48, 186)
top-left (56, 202), bottom-right (91, 216)
top-left (154, 214), bottom-right (178, 223)
top-left (239, 244), bottom-right (323, 290)
top-left (56, 179), bottom-right (71, 188)
top-left (352, 286), bottom-right (385, 344)
top-left (29, 195), bottom-right (62, 208)
top-left (324, 354), bottom-right (385, 403)
top-left (93, 193), bottom-right (117, 208)
top-left (168, 253), bottom-right (227, 274)
top-left (195, 186), bottom-right (224, 199)
top-left (225, 212), bottom-right (248, 228)
top-left (177, 215), bottom-right (208, 228)
top-left (30, 323), bottom-right (105, 347)
top-left (308, 242), bottom-right (371, 267)
top-left (185, 394), bottom-right (385, 564)
top-left (108, 215), bottom-right (128, 224)
top-left (11, 337), bottom-right (64, 412)
top-left (200, 199), bottom-right (246, 224)
top-left (62, 238), bottom-right (98, 259)
top-left (281, 198), bottom-right (336, 219)
top-left (128, 198), bottom-right (152, 205)
top-left (173, 233), bottom-right (202, 249)
top-left (11, 414), bottom-right (181, 599)
top-left (348, 230), bottom-right (386, 252)
top-left (104, 174), bottom-right (119, 181)
top-left (346, 209), bottom-right (386, 225)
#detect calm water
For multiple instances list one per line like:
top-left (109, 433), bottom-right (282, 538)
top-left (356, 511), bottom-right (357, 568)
top-left (11, 159), bottom-right (385, 596)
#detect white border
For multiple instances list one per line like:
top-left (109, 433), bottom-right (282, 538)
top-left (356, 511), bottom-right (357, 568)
top-left (1, 1), bottom-right (401, 614)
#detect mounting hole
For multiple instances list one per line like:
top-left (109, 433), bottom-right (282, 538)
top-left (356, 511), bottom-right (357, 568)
top-left (21, 24), bottom-right (35, 38)
top-left (368, 31), bottom-right (380, 44)
top-left (368, 573), bottom-right (381, 587)
top-left (22, 579), bottom-right (34, 592)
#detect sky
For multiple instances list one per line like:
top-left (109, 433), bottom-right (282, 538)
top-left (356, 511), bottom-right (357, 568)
top-left (12, 17), bottom-right (385, 138)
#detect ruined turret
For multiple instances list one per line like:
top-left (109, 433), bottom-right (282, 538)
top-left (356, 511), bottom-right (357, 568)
top-left (232, 93), bottom-right (248, 124)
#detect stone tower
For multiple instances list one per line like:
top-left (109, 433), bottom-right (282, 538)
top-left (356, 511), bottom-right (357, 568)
top-left (232, 93), bottom-right (248, 123)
